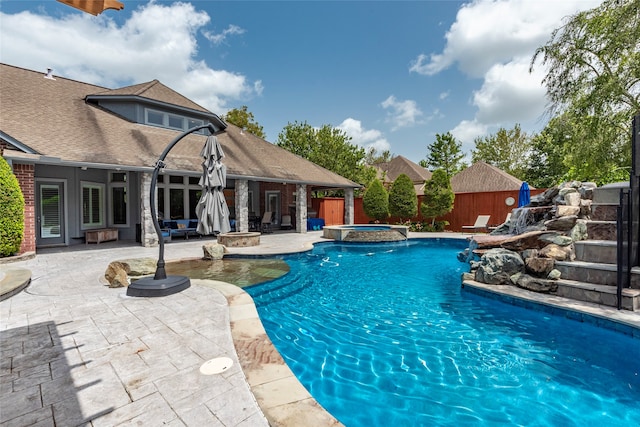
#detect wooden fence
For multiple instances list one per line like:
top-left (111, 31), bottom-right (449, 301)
top-left (315, 189), bottom-right (546, 232)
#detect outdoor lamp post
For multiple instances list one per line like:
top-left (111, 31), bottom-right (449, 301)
top-left (127, 123), bottom-right (216, 297)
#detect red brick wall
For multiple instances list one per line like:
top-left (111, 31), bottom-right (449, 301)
top-left (12, 163), bottom-right (36, 254)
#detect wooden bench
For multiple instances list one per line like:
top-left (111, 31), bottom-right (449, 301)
top-left (85, 228), bottom-right (118, 244)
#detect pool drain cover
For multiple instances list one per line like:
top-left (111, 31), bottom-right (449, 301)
top-left (200, 357), bottom-right (233, 375)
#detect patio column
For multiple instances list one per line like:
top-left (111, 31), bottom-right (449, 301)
top-left (344, 187), bottom-right (355, 225)
top-left (140, 172), bottom-right (158, 247)
top-left (296, 184), bottom-right (308, 233)
top-left (235, 179), bottom-right (249, 232)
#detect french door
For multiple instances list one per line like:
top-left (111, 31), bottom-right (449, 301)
top-left (36, 181), bottom-right (66, 246)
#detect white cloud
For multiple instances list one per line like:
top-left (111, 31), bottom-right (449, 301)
top-left (409, 0), bottom-right (601, 142)
top-left (338, 118), bottom-right (390, 153)
top-left (410, 0), bottom-right (601, 78)
top-left (451, 120), bottom-right (488, 154)
top-left (473, 57), bottom-right (547, 124)
top-left (380, 95), bottom-right (423, 130)
top-left (203, 24), bottom-right (246, 45)
top-left (0, 2), bottom-right (259, 113)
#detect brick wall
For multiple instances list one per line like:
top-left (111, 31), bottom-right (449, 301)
top-left (12, 163), bottom-right (36, 254)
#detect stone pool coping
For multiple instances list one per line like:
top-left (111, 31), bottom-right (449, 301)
top-left (197, 279), bottom-right (343, 426)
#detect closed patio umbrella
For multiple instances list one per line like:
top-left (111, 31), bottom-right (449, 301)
top-left (196, 135), bottom-right (231, 235)
top-left (518, 181), bottom-right (530, 208)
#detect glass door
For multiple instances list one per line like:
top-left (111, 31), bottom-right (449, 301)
top-left (36, 181), bottom-right (65, 246)
top-left (265, 191), bottom-right (280, 226)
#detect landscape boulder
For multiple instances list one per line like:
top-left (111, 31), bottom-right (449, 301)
top-left (475, 248), bottom-right (525, 285)
top-left (203, 243), bottom-right (225, 260)
top-left (105, 258), bottom-right (157, 288)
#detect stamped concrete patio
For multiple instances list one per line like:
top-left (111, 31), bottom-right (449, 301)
top-left (2, 231), bottom-right (639, 426)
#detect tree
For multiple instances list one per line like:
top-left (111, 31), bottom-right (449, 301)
top-left (365, 147), bottom-right (394, 165)
top-left (530, 0), bottom-right (639, 184)
top-left (472, 124), bottom-right (532, 180)
top-left (362, 179), bottom-right (389, 222)
top-left (388, 173), bottom-right (417, 222)
top-left (420, 132), bottom-right (466, 179)
top-left (420, 169), bottom-right (454, 226)
top-left (0, 155), bottom-right (24, 257)
top-left (224, 106), bottom-right (266, 139)
top-left (277, 121), bottom-right (375, 187)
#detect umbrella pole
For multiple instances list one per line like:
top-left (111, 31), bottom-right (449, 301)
top-left (127, 123), bottom-right (216, 297)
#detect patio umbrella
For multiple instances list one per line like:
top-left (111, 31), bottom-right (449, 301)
top-left (518, 181), bottom-right (530, 208)
top-left (196, 135), bottom-right (231, 235)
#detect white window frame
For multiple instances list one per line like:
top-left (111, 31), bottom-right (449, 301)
top-left (144, 108), bottom-right (207, 134)
top-left (81, 181), bottom-right (105, 229)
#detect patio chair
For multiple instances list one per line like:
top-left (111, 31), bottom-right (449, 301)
top-left (280, 214), bottom-right (292, 230)
top-left (462, 215), bottom-right (491, 233)
top-left (489, 212), bottom-right (512, 231)
top-left (261, 211), bottom-right (273, 234)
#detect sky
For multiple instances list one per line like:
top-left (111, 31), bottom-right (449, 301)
top-left (0, 0), bottom-right (603, 165)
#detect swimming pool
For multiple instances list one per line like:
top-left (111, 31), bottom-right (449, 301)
top-left (246, 239), bottom-right (640, 426)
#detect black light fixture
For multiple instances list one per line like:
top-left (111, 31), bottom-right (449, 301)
top-left (127, 123), bottom-right (216, 297)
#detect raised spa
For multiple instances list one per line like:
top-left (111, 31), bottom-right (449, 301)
top-left (322, 224), bottom-right (408, 242)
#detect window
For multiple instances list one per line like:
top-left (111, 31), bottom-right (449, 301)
top-left (168, 114), bottom-right (183, 130)
top-left (82, 182), bottom-right (104, 228)
top-left (146, 109), bottom-right (164, 126)
top-left (144, 108), bottom-right (206, 133)
top-left (110, 172), bottom-right (128, 226)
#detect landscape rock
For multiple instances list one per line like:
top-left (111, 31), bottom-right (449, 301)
top-left (547, 269), bottom-right (562, 280)
top-left (539, 243), bottom-right (575, 261)
top-left (564, 192), bottom-right (582, 207)
top-left (203, 243), bottom-right (225, 260)
top-left (544, 215), bottom-right (578, 231)
top-left (539, 233), bottom-right (573, 246)
top-left (475, 248), bottom-right (525, 285)
top-left (104, 258), bottom-right (156, 287)
top-left (525, 257), bottom-right (555, 277)
top-left (570, 219), bottom-right (588, 241)
top-left (514, 274), bottom-right (558, 293)
top-left (556, 205), bottom-right (580, 217)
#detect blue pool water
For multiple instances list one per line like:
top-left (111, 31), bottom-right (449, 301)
top-left (246, 239), bottom-right (640, 426)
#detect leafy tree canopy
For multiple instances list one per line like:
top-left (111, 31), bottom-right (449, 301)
top-left (529, 0), bottom-right (639, 184)
top-left (365, 147), bottom-right (394, 165)
top-left (388, 173), bottom-right (417, 221)
top-left (420, 169), bottom-right (454, 224)
top-left (472, 124), bottom-right (531, 180)
top-left (224, 106), bottom-right (266, 139)
top-left (419, 132), bottom-right (466, 179)
top-left (0, 155), bottom-right (24, 257)
top-left (277, 121), bottom-right (375, 187)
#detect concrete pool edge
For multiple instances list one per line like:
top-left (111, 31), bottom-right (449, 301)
top-left (196, 279), bottom-right (343, 426)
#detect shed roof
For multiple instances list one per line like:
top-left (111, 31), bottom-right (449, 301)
top-left (374, 155), bottom-right (432, 184)
top-left (451, 161), bottom-right (531, 192)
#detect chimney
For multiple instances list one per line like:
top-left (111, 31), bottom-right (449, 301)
top-left (44, 68), bottom-right (56, 80)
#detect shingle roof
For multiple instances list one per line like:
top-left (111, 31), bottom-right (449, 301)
top-left (450, 161), bottom-right (531, 192)
top-left (0, 63), bottom-right (358, 188)
top-left (374, 155), bottom-right (432, 184)
top-left (91, 79), bottom-right (211, 113)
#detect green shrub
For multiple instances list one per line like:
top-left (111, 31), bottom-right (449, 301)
top-left (421, 169), bottom-right (454, 225)
top-left (0, 156), bottom-right (24, 256)
top-left (362, 178), bottom-right (389, 222)
top-left (389, 173), bottom-right (417, 222)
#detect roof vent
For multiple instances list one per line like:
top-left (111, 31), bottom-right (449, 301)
top-left (44, 68), bottom-right (56, 80)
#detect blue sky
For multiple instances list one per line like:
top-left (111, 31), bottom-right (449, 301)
top-left (0, 0), bottom-right (602, 164)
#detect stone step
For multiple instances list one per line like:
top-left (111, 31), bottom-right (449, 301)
top-left (592, 182), bottom-right (628, 204)
top-left (587, 220), bottom-right (617, 240)
top-left (573, 240), bottom-right (617, 264)
top-left (591, 203), bottom-right (618, 221)
top-left (554, 279), bottom-right (640, 311)
top-left (555, 260), bottom-right (640, 288)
